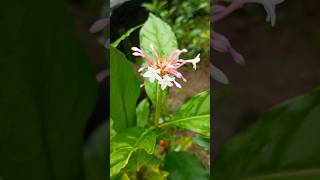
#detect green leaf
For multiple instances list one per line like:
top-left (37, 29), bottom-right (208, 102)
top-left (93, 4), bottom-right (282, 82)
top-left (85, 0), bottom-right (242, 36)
top-left (139, 13), bottom-right (177, 106)
top-left (136, 98), bottom-right (151, 127)
top-left (161, 90), bottom-right (210, 137)
top-left (143, 167), bottom-right (169, 180)
top-left (213, 88), bottom-right (320, 179)
top-left (84, 122), bottom-right (107, 180)
top-left (112, 24), bottom-right (143, 48)
top-left (110, 46), bottom-right (140, 132)
top-left (110, 127), bottom-right (156, 177)
top-left (164, 152), bottom-right (209, 180)
top-left (193, 136), bottom-right (210, 151)
top-left (140, 13), bottom-right (178, 59)
top-left (110, 118), bottom-right (117, 139)
top-left (0, 1), bottom-right (97, 179)
top-left (125, 150), bottom-right (160, 172)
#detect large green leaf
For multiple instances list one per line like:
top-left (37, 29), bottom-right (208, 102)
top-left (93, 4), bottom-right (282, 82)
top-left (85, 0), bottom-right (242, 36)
top-left (0, 1), bottom-right (97, 180)
top-left (161, 90), bottom-right (210, 137)
top-left (139, 13), bottom-right (176, 106)
top-left (136, 98), bottom-right (151, 128)
top-left (213, 88), bottom-right (320, 179)
top-left (110, 127), bottom-right (157, 177)
top-left (110, 46), bottom-right (140, 132)
top-left (164, 152), bottom-right (209, 180)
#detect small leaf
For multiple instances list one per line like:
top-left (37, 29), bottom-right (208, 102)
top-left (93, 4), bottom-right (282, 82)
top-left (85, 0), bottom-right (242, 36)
top-left (110, 47), bottom-right (140, 132)
top-left (164, 152), bottom-right (209, 180)
top-left (163, 90), bottom-right (210, 137)
top-left (136, 98), bottom-right (151, 127)
top-left (213, 88), bottom-right (320, 179)
top-left (110, 127), bottom-right (156, 177)
top-left (112, 24), bottom-right (143, 48)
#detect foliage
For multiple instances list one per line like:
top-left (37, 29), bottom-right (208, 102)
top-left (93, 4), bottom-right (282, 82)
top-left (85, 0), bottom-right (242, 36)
top-left (110, 13), bottom-right (210, 179)
top-left (164, 151), bottom-right (210, 180)
top-left (213, 88), bottom-right (320, 179)
top-left (0, 0), bottom-right (98, 180)
top-left (142, 0), bottom-right (210, 59)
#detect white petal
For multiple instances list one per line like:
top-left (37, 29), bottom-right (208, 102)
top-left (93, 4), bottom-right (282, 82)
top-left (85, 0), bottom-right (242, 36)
top-left (161, 83), bottom-right (167, 90)
top-left (173, 81), bottom-right (182, 88)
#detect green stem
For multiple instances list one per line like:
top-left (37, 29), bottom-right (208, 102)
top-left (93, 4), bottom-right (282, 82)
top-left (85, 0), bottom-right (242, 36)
top-left (154, 83), bottom-right (162, 125)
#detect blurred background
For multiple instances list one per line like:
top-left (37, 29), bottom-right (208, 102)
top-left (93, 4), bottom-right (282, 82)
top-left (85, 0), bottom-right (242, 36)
top-left (213, 0), bottom-right (320, 155)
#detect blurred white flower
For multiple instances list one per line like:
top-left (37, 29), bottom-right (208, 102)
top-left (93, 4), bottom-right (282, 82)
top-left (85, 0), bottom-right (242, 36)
top-left (143, 67), bottom-right (162, 83)
top-left (158, 75), bottom-right (175, 90)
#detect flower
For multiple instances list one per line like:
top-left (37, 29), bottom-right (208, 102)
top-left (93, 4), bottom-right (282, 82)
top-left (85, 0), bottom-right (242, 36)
top-left (143, 67), bottom-right (161, 83)
top-left (132, 44), bottom-right (200, 89)
top-left (180, 53), bottom-right (201, 70)
top-left (158, 75), bottom-right (174, 90)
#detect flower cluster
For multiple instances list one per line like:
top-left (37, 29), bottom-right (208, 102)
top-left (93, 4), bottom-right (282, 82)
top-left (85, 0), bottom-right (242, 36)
top-left (211, 0), bottom-right (284, 84)
top-left (132, 44), bottom-right (200, 90)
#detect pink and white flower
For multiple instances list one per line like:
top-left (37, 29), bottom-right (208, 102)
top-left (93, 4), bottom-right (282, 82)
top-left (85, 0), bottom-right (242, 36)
top-left (131, 44), bottom-right (201, 89)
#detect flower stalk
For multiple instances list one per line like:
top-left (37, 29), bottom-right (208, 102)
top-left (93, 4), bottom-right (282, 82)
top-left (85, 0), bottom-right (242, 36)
top-left (154, 82), bottom-right (162, 125)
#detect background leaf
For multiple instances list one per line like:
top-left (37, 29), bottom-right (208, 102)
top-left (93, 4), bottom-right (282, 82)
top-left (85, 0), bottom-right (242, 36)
top-left (213, 88), bottom-right (320, 179)
top-left (164, 151), bottom-right (209, 180)
top-left (193, 136), bottom-right (210, 151)
top-left (110, 118), bottom-right (117, 139)
top-left (139, 13), bottom-right (176, 107)
top-left (110, 46), bottom-right (140, 132)
top-left (125, 150), bottom-right (160, 172)
top-left (110, 127), bottom-right (156, 177)
top-left (0, 1), bottom-right (97, 179)
top-left (136, 98), bottom-right (151, 128)
top-left (84, 122), bottom-right (107, 180)
top-left (163, 90), bottom-right (210, 137)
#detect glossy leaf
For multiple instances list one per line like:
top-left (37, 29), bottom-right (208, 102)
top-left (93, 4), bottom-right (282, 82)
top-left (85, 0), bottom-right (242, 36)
top-left (110, 46), bottom-right (140, 132)
top-left (110, 127), bottom-right (156, 177)
top-left (163, 90), bottom-right (210, 137)
top-left (213, 88), bottom-right (320, 179)
top-left (139, 13), bottom-right (176, 106)
top-left (0, 1), bottom-right (97, 179)
top-left (136, 98), bottom-right (151, 127)
top-left (164, 152), bottom-right (209, 180)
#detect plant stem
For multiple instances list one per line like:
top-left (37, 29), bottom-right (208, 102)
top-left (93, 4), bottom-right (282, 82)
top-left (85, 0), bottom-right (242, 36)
top-left (154, 83), bottom-right (162, 125)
